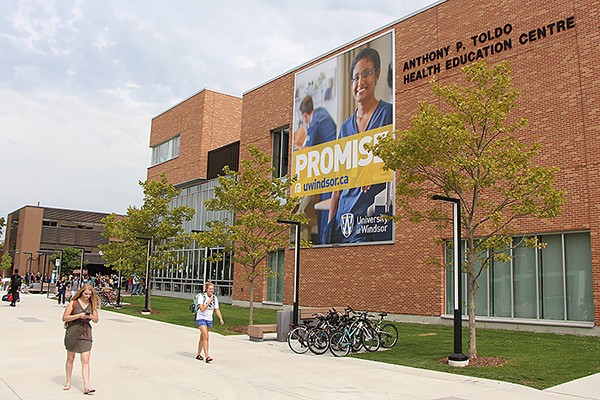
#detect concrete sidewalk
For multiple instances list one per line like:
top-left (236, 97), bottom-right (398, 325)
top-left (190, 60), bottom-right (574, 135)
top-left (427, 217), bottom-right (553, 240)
top-left (1, 294), bottom-right (599, 400)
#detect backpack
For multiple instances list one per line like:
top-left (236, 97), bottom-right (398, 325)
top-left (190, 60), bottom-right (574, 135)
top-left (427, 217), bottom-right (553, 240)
top-left (190, 292), bottom-right (206, 314)
top-left (12, 275), bottom-right (22, 289)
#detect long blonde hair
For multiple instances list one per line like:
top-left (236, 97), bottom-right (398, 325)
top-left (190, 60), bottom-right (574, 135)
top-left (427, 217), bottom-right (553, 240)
top-left (71, 283), bottom-right (100, 311)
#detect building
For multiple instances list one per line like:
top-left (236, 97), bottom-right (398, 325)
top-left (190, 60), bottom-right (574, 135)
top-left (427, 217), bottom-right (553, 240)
top-left (2, 205), bottom-right (113, 279)
top-left (152, 0), bottom-right (599, 333)
top-left (238, 0), bottom-right (599, 333)
top-left (147, 89), bottom-right (242, 302)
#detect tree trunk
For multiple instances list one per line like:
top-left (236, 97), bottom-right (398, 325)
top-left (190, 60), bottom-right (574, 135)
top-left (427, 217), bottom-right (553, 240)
top-left (466, 229), bottom-right (477, 359)
top-left (467, 269), bottom-right (477, 359)
top-left (248, 282), bottom-right (255, 326)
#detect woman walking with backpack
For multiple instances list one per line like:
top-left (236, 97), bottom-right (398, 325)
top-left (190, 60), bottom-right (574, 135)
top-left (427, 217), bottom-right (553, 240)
top-left (195, 282), bottom-right (224, 363)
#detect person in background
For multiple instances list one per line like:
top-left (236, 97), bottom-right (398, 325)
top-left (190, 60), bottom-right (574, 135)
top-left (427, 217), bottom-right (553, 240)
top-left (9, 269), bottom-right (22, 307)
top-left (57, 275), bottom-right (68, 307)
top-left (195, 282), bottom-right (224, 363)
top-left (298, 95), bottom-right (338, 244)
top-left (62, 284), bottom-right (100, 394)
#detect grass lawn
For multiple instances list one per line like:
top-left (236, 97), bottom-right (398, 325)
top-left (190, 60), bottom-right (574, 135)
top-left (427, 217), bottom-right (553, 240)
top-left (105, 294), bottom-right (600, 390)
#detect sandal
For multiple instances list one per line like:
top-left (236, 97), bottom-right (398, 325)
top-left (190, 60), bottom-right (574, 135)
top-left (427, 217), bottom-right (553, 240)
top-left (83, 388), bottom-right (96, 395)
top-left (205, 357), bottom-right (213, 363)
top-left (195, 354), bottom-right (203, 361)
top-left (63, 384), bottom-right (71, 391)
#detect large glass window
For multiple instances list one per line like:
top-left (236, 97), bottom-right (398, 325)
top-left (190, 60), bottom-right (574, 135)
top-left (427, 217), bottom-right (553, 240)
top-left (539, 234), bottom-right (564, 320)
top-left (266, 250), bottom-right (285, 303)
top-left (272, 127), bottom-right (289, 178)
top-left (513, 242), bottom-right (537, 319)
top-left (565, 233), bottom-right (593, 322)
top-left (491, 250), bottom-right (511, 318)
top-left (151, 135), bottom-right (180, 166)
top-left (445, 231), bottom-right (592, 324)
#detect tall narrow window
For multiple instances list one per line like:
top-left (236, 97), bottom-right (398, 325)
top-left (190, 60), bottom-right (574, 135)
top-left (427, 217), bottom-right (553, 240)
top-left (272, 127), bottom-right (289, 178)
top-left (513, 241), bottom-right (537, 319)
top-left (266, 250), bottom-right (284, 303)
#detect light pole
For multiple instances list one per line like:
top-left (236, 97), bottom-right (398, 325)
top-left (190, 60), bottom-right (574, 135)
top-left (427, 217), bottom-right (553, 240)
top-left (137, 237), bottom-right (152, 315)
top-left (36, 250), bottom-right (53, 294)
top-left (277, 219), bottom-right (301, 325)
top-left (432, 195), bottom-right (468, 367)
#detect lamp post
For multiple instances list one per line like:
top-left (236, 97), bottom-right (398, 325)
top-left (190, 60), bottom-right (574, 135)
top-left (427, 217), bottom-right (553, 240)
top-left (277, 219), bottom-right (301, 325)
top-left (36, 250), bottom-right (53, 294)
top-left (432, 195), bottom-right (469, 367)
top-left (137, 237), bottom-right (152, 315)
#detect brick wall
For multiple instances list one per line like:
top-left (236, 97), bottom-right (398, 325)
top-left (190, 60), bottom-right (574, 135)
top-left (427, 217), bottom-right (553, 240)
top-left (147, 89), bottom-right (242, 185)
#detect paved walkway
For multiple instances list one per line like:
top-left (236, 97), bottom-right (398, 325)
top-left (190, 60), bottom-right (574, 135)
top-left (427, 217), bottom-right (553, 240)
top-left (1, 293), bottom-right (599, 400)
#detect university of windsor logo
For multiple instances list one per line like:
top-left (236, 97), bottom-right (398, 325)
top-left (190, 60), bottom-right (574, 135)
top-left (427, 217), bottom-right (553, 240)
top-left (340, 213), bottom-right (354, 238)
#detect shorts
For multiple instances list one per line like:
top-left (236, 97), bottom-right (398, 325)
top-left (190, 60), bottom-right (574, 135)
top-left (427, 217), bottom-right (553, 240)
top-left (196, 319), bottom-right (213, 328)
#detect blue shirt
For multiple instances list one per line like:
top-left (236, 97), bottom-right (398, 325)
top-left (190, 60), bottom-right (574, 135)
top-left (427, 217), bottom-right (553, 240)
top-left (305, 107), bottom-right (337, 147)
top-left (324, 100), bottom-right (393, 244)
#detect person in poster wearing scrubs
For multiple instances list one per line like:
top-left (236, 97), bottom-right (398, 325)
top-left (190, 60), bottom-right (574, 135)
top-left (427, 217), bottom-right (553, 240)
top-left (323, 47), bottom-right (393, 244)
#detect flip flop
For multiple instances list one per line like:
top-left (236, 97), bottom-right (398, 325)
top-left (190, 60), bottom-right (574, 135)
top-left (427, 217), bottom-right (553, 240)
top-left (63, 384), bottom-right (71, 391)
top-left (83, 388), bottom-right (96, 395)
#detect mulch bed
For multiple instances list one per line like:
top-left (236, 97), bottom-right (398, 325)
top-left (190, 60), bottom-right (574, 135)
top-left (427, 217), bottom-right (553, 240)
top-left (229, 325), bottom-right (248, 334)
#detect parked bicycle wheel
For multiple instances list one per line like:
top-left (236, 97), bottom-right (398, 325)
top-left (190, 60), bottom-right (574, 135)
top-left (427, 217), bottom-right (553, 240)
top-left (351, 328), bottom-right (365, 352)
top-left (379, 323), bottom-right (398, 348)
top-left (287, 326), bottom-right (310, 354)
top-left (307, 327), bottom-right (329, 355)
top-left (361, 325), bottom-right (381, 352)
top-left (329, 331), bottom-right (350, 357)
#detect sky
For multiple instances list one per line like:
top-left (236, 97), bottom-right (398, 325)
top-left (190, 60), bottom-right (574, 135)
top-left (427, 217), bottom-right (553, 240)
top-left (0, 0), bottom-right (439, 220)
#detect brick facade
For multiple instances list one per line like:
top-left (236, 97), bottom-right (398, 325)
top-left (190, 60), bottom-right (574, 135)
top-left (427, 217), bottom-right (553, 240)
top-left (237, 0), bottom-right (600, 325)
top-left (148, 89), bottom-right (242, 184)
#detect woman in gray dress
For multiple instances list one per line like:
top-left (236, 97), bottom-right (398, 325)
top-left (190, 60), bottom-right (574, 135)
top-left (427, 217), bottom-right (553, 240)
top-left (62, 283), bottom-right (99, 394)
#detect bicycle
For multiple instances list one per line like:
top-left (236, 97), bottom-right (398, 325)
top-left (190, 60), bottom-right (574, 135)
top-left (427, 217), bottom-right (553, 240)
top-left (329, 308), bottom-right (380, 357)
top-left (372, 312), bottom-right (398, 348)
top-left (287, 308), bottom-right (342, 355)
top-left (95, 287), bottom-right (118, 307)
top-left (287, 322), bottom-right (313, 354)
top-left (306, 309), bottom-right (343, 355)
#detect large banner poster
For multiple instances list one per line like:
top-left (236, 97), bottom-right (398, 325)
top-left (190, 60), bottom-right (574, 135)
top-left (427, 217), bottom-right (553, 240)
top-left (292, 31), bottom-right (395, 246)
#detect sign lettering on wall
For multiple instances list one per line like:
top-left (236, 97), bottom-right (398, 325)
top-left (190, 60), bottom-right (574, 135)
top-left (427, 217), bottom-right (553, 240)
top-left (402, 16), bottom-right (576, 84)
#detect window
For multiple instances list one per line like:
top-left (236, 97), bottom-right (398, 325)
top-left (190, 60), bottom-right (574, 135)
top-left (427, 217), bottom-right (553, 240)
top-left (151, 135), bottom-right (180, 166)
top-left (272, 127), bottom-right (289, 178)
top-left (266, 250), bottom-right (284, 303)
top-left (445, 231), bottom-right (593, 324)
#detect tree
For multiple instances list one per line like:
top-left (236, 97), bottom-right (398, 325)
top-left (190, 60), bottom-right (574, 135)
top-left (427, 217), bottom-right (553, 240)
top-left (49, 247), bottom-right (87, 277)
top-left (370, 61), bottom-right (565, 359)
top-left (0, 253), bottom-right (11, 272)
top-left (196, 144), bottom-right (308, 325)
top-left (99, 174), bottom-right (195, 311)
